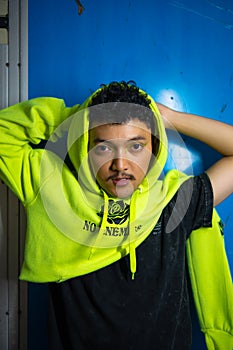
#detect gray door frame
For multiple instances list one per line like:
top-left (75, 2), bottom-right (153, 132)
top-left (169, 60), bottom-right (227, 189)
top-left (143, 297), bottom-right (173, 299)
top-left (0, 0), bottom-right (28, 349)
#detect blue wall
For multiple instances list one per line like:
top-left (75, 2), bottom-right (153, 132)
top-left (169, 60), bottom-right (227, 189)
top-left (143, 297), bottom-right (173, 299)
top-left (28, 0), bottom-right (233, 349)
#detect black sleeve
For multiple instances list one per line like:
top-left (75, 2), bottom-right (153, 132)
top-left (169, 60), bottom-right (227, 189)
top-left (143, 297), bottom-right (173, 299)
top-left (163, 173), bottom-right (214, 238)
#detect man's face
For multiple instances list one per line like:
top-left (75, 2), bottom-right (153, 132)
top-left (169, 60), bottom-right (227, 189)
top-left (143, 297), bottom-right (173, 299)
top-left (88, 119), bottom-right (153, 198)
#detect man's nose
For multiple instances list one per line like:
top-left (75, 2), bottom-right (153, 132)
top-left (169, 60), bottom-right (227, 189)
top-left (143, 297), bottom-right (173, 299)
top-left (111, 155), bottom-right (128, 172)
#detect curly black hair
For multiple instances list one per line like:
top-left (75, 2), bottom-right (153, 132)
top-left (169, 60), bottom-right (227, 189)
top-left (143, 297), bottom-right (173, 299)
top-left (89, 81), bottom-right (151, 107)
top-left (88, 81), bottom-right (156, 132)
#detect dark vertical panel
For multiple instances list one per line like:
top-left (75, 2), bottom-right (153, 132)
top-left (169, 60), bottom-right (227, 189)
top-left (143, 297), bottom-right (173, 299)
top-left (0, 182), bottom-right (8, 349)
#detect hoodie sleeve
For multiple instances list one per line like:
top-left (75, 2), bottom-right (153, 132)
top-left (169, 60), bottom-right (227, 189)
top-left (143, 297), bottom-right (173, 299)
top-left (0, 97), bottom-right (79, 204)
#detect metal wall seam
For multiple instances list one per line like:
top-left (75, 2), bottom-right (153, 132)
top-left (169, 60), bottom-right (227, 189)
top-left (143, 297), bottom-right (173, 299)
top-left (7, 0), bottom-right (21, 345)
top-left (19, 0), bottom-right (28, 348)
top-left (0, 182), bottom-right (9, 350)
top-left (19, 0), bottom-right (28, 102)
top-left (0, 44), bottom-right (8, 109)
top-left (0, 2), bottom-right (9, 350)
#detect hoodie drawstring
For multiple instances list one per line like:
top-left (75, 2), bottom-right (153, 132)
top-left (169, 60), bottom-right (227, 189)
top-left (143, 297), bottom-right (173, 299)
top-left (88, 190), bottom-right (109, 260)
top-left (129, 188), bottom-right (140, 280)
top-left (100, 190), bottom-right (109, 231)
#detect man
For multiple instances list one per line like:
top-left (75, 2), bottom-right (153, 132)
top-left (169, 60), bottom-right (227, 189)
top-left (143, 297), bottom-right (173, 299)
top-left (0, 81), bottom-right (233, 349)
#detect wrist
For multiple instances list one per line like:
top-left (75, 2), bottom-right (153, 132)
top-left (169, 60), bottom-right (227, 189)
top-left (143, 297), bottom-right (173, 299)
top-left (156, 103), bottom-right (177, 130)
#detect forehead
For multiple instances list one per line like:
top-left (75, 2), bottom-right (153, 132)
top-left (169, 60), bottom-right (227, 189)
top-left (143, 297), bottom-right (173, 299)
top-left (89, 120), bottom-right (152, 142)
top-left (88, 102), bottom-right (155, 131)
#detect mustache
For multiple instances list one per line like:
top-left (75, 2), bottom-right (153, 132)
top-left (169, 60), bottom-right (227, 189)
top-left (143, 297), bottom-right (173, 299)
top-left (107, 172), bottom-right (136, 181)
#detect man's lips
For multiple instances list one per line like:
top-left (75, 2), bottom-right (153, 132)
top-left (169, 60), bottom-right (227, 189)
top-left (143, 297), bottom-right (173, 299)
top-left (112, 178), bottom-right (131, 186)
top-left (107, 173), bottom-right (135, 186)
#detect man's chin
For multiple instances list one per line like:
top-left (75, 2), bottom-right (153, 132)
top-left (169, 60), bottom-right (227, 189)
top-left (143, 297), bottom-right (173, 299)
top-left (107, 183), bottom-right (135, 199)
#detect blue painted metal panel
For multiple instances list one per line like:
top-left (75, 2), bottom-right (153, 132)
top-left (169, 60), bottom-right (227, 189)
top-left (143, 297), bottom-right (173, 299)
top-left (28, 1), bottom-right (233, 349)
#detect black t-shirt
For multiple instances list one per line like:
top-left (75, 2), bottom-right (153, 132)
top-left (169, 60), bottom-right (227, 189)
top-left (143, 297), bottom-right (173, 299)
top-left (49, 173), bottom-right (213, 350)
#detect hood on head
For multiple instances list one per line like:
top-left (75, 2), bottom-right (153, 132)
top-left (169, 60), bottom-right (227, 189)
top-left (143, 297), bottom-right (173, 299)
top-left (65, 85), bottom-right (184, 279)
top-left (67, 85), bottom-right (168, 196)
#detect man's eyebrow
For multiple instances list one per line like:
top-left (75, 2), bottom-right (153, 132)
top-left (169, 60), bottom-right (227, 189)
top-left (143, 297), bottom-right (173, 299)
top-left (129, 136), bottom-right (148, 141)
top-left (92, 138), bottom-right (109, 144)
top-left (92, 136), bottom-right (147, 144)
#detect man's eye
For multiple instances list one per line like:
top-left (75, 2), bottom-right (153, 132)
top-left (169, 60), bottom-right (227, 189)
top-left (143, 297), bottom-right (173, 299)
top-left (129, 143), bottom-right (144, 152)
top-left (95, 144), bottom-right (111, 153)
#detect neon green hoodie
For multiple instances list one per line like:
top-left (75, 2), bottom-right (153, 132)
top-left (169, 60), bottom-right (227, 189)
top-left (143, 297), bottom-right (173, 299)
top-left (0, 93), bottom-right (188, 281)
top-left (0, 91), bottom-right (232, 349)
